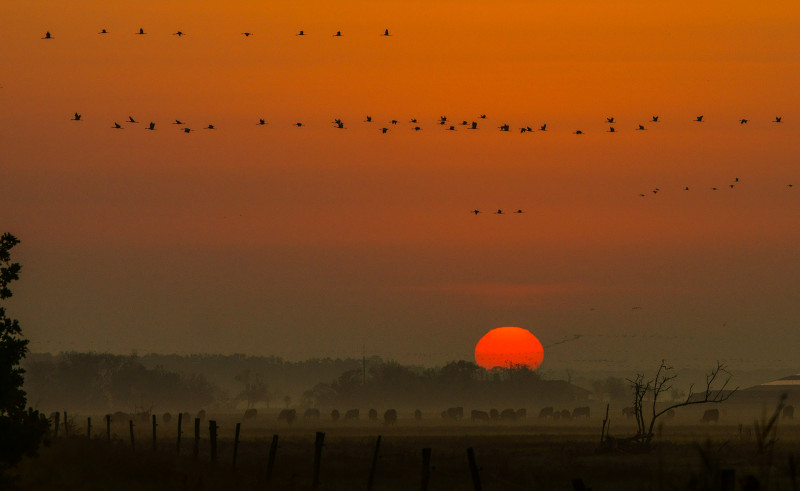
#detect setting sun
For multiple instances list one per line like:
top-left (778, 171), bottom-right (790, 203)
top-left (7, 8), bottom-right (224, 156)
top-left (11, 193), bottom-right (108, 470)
top-left (474, 326), bottom-right (544, 370)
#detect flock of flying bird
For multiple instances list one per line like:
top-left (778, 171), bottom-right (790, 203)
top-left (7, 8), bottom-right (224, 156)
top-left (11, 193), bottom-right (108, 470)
top-left (69, 112), bottom-right (787, 136)
top-left (40, 28), bottom-right (394, 39)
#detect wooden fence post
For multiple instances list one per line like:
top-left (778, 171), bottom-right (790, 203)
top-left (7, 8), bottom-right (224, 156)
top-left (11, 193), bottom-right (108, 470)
top-left (266, 434), bottom-right (279, 486)
top-left (87, 417), bottom-right (92, 438)
top-left (313, 431), bottom-right (325, 489)
top-left (467, 447), bottom-right (482, 491)
top-left (421, 448), bottom-right (432, 491)
top-left (64, 411), bottom-right (69, 437)
top-left (232, 422), bottom-right (241, 470)
top-left (193, 418), bottom-right (200, 459)
top-left (176, 413), bottom-right (183, 455)
top-left (105, 414), bottom-right (111, 441)
top-left (53, 412), bottom-right (60, 438)
top-left (152, 414), bottom-right (158, 451)
top-left (129, 420), bottom-right (135, 450)
top-left (720, 469), bottom-right (735, 491)
top-left (367, 435), bottom-right (382, 491)
top-left (209, 420), bottom-right (218, 463)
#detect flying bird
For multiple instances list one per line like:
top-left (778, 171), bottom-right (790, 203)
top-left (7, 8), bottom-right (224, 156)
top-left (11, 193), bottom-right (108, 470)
top-left (637, 124), bottom-right (646, 130)
top-left (365, 116), bottom-right (372, 122)
top-left (112, 122), bottom-right (123, 129)
top-left (127, 116), bottom-right (138, 123)
top-left (413, 126), bottom-right (422, 131)
top-left (410, 118), bottom-right (417, 123)
top-left (651, 116), bottom-right (659, 122)
top-left (71, 112), bottom-right (81, 121)
top-left (574, 130), bottom-right (583, 134)
top-left (447, 126), bottom-right (456, 131)
top-left (205, 124), bottom-right (215, 129)
top-left (607, 127), bottom-right (615, 133)
top-left (173, 31), bottom-right (185, 37)
top-left (494, 209), bottom-right (504, 215)
top-left (333, 31), bottom-right (342, 37)
top-left (184, 127), bottom-right (191, 133)
top-left (498, 124), bottom-right (509, 131)
top-left (173, 120), bottom-right (184, 125)
top-left (99, 29), bottom-right (108, 34)
top-left (42, 31), bottom-right (53, 39)
top-left (257, 119), bottom-right (266, 125)
top-left (695, 115), bottom-right (704, 122)
top-left (136, 28), bottom-right (146, 35)
top-left (381, 127), bottom-right (388, 133)
top-left (739, 118), bottom-right (748, 124)
top-left (539, 124), bottom-right (547, 131)
top-left (146, 122), bottom-right (156, 130)
top-left (390, 120), bottom-right (398, 125)
top-left (242, 32), bottom-right (253, 37)
top-left (606, 117), bottom-right (615, 123)
top-left (471, 210), bottom-right (481, 215)
top-left (382, 29), bottom-right (391, 36)
top-left (295, 122), bottom-right (304, 127)
top-left (470, 122), bottom-right (478, 129)
top-left (513, 209), bottom-right (524, 214)
top-left (296, 30), bottom-right (305, 36)
top-left (774, 116), bottom-right (782, 123)
top-left (480, 114), bottom-right (487, 119)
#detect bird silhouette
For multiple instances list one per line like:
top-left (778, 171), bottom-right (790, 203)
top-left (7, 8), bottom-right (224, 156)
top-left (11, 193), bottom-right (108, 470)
top-left (439, 116), bottom-right (447, 123)
top-left (413, 126), bottom-right (422, 131)
top-left (472, 210), bottom-right (481, 215)
top-left (520, 127), bottom-right (528, 133)
top-left (184, 127), bottom-right (191, 133)
top-left (71, 112), bottom-right (81, 121)
top-left (651, 116), bottom-right (659, 122)
top-left (539, 124), bottom-right (547, 131)
top-left (774, 116), bottom-right (782, 123)
top-left (695, 115), bottom-right (704, 122)
top-left (684, 187), bottom-right (690, 191)
top-left (461, 121), bottom-right (468, 126)
top-left (242, 32), bottom-right (253, 37)
top-left (637, 124), bottom-right (646, 130)
top-left (335, 120), bottom-right (345, 129)
top-left (382, 29), bottom-right (391, 36)
top-left (574, 130), bottom-right (583, 134)
top-left (42, 31), bottom-right (52, 39)
top-left (173, 31), bottom-right (185, 37)
top-left (296, 30), bottom-right (305, 36)
top-left (333, 31), bottom-right (342, 37)
top-left (498, 124), bottom-right (509, 131)
top-left (470, 122), bottom-right (478, 129)
top-left (295, 122), bottom-right (304, 127)
top-left (447, 126), bottom-right (456, 131)
top-left (513, 209), bottom-right (524, 214)
top-left (112, 122), bottom-right (123, 129)
top-left (606, 117), bottom-right (615, 123)
top-left (381, 127), bottom-right (388, 133)
top-left (257, 119), bottom-right (266, 125)
top-left (173, 120), bottom-right (184, 125)
top-left (365, 116), bottom-right (372, 122)
top-left (390, 120), bottom-right (398, 125)
top-left (410, 118), bottom-right (418, 123)
top-left (146, 122), bottom-right (156, 130)
top-left (136, 28), bottom-right (146, 35)
top-left (494, 209), bottom-right (503, 215)
top-left (127, 116), bottom-right (138, 123)
top-left (734, 177), bottom-right (739, 182)
top-left (607, 127), bottom-right (615, 133)
top-left (205, 124), bottom-right (215, 129)
top-left (739, 118), bottom-right (748, 124)
top-left (99, 29), bottom-right (108, 34)
top-left (480, 114), bottom-right (487, 119)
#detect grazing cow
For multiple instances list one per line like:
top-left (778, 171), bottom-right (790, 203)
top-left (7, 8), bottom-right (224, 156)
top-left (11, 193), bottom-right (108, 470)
top-left (572, 406), bottom-right (590, 419)
top-left (383, 409), bottom-right (398, 425)
top-left (490, 409), bottom-right (500, 421)
top-left (515, 408), bottom-right (527, 420)
top-left (243, 408), bottom-right (258, 420)
top-left (197, 409), bottom-right (207, 421)
top-left (700, 408), bottom-right (719, 424)
top-left (368, 409), bottom-right (378, 421)
top-left (445, 407), bottom-right (464, 421)
top-left (560, 409), bottom-right (572, 421)
top-left (278, 409), bottom-right (297, 424)
top-left (552, 411), bottom-right (561, 421)
top-left (538, 407), bottom-right (554, 419)
top-left (471, 410), bottom-right (490, 422)
top-left (331, 410), bottom-right (340, 422)
top-left (344, 409), bottom-right (360, 421)
top-left (162, 413), bottom-right (172, 424)
top-left (304, 408), bottom-right (320, 420)
top-left (783, 406), bottom-right (795, 421)
top-left (414, 409), bottom-right (423, 421)
top-left (500, 409), bottom-right (517, 421)
top-left (622, 407), bottom-right (636, 420)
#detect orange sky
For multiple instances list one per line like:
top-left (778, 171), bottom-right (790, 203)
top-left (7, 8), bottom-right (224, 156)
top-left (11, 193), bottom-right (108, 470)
top-left (2, 1), bottom-right (800, 372)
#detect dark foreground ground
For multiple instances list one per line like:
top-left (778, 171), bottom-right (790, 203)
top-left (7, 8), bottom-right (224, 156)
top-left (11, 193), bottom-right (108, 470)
top-left (7, 419), bottom-right (800, 490)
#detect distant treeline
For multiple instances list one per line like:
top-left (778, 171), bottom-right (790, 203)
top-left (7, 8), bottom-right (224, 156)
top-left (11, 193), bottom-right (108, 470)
top-left (24, 352), bottom-right (630, 413)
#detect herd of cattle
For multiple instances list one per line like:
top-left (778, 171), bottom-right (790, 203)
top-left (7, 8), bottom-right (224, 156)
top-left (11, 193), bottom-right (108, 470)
top-left (99, 404), bottom-right (797, 427)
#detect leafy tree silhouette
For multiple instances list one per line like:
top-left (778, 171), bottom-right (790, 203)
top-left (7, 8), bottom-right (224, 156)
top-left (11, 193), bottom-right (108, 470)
top-left (0, 233), bottom-right (49, 468)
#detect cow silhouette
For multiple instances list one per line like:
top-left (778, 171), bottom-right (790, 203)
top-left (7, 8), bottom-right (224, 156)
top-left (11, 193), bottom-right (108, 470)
top-left (515, 408), bottom-right (527, 420)
top-left (344, 409), bottom-right (360, 421)
top-left (560, 409), bottom-right (572, 421)
top-left (442, 407), bottom-right (463, 421)
top-left (538, 407), bottom-right (554, 419)
top-left (304, 408), bottom-right (320, 420)
top-left (368, 409), bottom-right (378, 421)
top-left (500, 409), bottom-right (517, 421)
top-left (330, 409), bottom-right (340, 422)
top-left (243, 408), bottom-right (257, 420)
top-left (278, 409), bottom-right (296, 424)
top-left (700, 409), bottom-right (719, 423)
top-left (383, 409), bottom-right (397, 425)
top-left (471, 410), bottom-right (490, 422)
top-left (490, 409), bottom-right (500, 421)
top-left (414, 409), bottom-right (423, 421)
top-left (572, 406), bottom-right (590, 419)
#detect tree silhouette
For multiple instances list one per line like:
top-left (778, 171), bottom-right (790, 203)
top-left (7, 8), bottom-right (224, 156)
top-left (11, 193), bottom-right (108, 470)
top-left (0, 233), bottom-right (48, 466)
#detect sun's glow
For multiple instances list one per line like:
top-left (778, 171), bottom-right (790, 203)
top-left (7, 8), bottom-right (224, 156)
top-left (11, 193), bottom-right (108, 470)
top-left (474, 326), bottom-right (544, 370)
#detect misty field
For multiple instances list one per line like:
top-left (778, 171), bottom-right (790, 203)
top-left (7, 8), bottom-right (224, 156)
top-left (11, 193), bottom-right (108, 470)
top-left (8, 409), bottom-right (800, 490)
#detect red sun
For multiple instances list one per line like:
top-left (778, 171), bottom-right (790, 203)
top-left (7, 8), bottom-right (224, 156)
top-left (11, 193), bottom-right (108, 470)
top-left (474, 326), bottom-right (544, 370)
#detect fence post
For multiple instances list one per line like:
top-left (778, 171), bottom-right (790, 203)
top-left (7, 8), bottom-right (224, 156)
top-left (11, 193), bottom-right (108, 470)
top-left (421, 448), bottom-right (432, 491)
top-left (467, 447), bottom-right (482, 491)
top-left (129, 420), bottom-right (135, 450)
top-left (193, 418), bottom-right (200, 459)
top-left (87, 417), bottom-right (92, 439)
top-left (64, 411), bottom-right (69, 437)
top-left (313, 431), bottom-right (325, 489)
top-left (209, 420), bottom-right (218, 463)
top-left (367, 435), bottom-right (382, 491)
top-left (176, 413), bottom-right (183, 455)
top-left (720, 469), bottom-right (736, 491)
top-left (53, 412), bottom-right (60, 438)
top-left (105, 414), bottom-right (111, 441)
top-left (152, 414), bottom-right (158, 451)
top-left (232, 422), bottom-right (241, 470)
top-left (266, 434), bottom-right (279, 485)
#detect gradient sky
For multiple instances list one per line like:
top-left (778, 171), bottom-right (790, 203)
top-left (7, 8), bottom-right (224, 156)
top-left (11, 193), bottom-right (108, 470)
top-left (3, 0), bottom-right (800, 372)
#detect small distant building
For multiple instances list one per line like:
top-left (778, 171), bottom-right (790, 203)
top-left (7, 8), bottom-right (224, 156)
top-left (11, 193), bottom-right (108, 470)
top-left (729, 373), bottom-right (800, 407)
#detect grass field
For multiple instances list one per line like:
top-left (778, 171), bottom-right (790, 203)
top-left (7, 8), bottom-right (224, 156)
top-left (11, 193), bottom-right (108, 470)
top-left (7, 409), bottom-right (800, 490)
